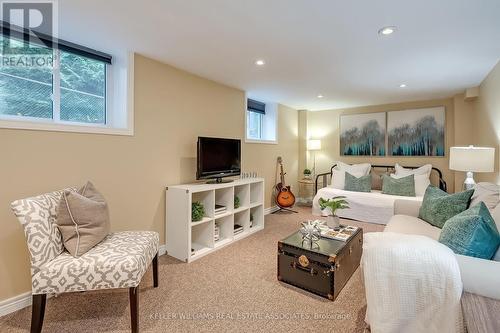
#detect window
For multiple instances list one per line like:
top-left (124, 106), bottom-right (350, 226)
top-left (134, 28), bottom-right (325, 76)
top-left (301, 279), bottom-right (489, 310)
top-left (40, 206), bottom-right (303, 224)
top-left (247, 107), bottom-right (263, 140)
top-left (246, 98), bottom-right (277, 143)
top-left (0, 22), bottom-right (132, 135)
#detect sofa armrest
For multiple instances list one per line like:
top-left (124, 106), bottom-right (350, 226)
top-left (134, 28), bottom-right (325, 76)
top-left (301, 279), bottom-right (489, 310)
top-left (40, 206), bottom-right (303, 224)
top-left (456, 255), bottom-right (500, 300)
top-left (394, 199), bottom-right (422, 217)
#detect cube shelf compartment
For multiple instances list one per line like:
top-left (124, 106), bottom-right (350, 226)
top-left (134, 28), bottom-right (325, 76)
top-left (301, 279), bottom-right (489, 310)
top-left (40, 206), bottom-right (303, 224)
top-left (166, 178), bottom-right (265, 262)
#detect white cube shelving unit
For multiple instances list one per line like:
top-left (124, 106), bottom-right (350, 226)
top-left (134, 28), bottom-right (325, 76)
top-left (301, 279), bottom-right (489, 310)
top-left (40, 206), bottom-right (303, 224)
top-left (166, 178), bottom-right (265, 262)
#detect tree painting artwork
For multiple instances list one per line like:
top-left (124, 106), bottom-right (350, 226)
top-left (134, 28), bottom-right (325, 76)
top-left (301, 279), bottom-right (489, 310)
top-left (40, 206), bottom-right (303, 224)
top-left (340, 112), bottom-right (386, 156)
top-left (388, 107), bottom-right (445, 157)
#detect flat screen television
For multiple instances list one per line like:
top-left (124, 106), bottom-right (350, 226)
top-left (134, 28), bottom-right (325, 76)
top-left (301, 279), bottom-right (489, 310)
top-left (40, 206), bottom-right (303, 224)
top-left (197, 137), bottom-right (241, 183)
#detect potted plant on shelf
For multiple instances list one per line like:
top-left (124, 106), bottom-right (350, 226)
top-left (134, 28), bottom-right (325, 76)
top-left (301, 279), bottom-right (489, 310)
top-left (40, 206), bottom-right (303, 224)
top-left (303, 168), bottom-right (312, 179)
top-left (319, 196), bottom-right (349, 229)
top-left (192, 201), bottom-right (205, 222)
top-left (234, 195), bottom-right (240, 209)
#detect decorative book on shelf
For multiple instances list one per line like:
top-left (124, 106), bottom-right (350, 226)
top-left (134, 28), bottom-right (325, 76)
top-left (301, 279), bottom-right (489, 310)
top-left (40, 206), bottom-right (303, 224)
top-left (234, 224), bottom-right (243, 235)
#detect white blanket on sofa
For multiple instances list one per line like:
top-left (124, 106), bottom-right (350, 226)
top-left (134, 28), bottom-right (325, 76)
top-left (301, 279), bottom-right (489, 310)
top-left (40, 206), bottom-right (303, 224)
top-left (312, 187), bottom-right (423, 224)
top-left (362, 232), bottom-right (464, 333)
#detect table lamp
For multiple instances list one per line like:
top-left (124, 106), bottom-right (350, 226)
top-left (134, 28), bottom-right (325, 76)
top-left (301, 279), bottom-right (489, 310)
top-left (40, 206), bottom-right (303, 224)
top-left (307, 139), bottom-right (322, 177)
top-left (449, 146), bottom-right (495, 190)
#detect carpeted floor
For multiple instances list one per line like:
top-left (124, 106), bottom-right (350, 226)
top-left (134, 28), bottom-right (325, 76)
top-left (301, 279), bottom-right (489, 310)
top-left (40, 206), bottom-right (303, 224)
top-left (0, 207), bottom-right (384, 333)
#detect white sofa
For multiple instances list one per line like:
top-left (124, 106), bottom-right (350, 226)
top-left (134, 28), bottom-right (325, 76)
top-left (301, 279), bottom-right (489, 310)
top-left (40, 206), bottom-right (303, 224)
top-left (386, 199), bottom-right (500, 300)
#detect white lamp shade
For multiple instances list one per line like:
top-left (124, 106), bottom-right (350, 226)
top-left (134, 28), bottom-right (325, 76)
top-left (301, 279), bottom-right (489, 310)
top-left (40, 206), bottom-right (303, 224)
top-left (449, 146), bottom-right (495, 172)
top-left (307, 139), bottom-right (322, 151)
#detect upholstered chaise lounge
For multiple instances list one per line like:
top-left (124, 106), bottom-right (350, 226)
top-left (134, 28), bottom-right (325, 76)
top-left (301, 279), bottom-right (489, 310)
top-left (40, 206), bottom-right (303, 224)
top-left (11, 188), bottom-right (159, 333)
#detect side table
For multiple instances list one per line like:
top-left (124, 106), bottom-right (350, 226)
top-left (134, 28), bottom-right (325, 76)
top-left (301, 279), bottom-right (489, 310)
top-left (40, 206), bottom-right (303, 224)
top-left (298, 178), bottom-right (315, 206)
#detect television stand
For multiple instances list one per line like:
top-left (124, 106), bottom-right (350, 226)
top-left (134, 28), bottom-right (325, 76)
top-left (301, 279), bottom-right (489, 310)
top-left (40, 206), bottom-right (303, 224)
top-left (207, 178), bottom-right (234, 184)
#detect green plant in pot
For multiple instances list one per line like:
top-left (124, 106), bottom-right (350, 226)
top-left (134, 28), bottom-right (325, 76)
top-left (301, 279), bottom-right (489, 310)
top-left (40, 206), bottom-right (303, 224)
top-left (303, 168), bottom-right (312, 179)
top-left (192, 201), bottom-right (205, 222)
top-left (319, 196), bottom-right (349, 229)
top-left (234, 196), bottom-right (240, 209)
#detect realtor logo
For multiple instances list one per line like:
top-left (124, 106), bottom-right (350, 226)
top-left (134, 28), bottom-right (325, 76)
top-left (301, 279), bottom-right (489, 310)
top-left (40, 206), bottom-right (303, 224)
top-left (1, 0), bottom-right (57, 66)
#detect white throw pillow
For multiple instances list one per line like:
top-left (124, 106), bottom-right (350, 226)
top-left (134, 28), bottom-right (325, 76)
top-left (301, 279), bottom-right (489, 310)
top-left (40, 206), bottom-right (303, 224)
top-left (470, 183), bottom-right (500, 210)
top-left (490, 204), bottom-right (500, 261)
top-left (395, 163), bottom-right (432, 179)
top-left (331, 162), bottom-right (371, 189)
top-left (391, 173), bottom-right (430, 197)
top-left (336, 162), bottom-right (372, 176)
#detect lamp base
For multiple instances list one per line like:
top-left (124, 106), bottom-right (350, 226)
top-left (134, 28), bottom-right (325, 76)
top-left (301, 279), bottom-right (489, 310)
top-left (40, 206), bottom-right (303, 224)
top-left (463, 171), bottom-right (476, 191)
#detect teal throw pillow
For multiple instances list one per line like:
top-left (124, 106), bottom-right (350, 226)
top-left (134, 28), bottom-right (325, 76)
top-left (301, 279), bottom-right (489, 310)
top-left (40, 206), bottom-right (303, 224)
top-left (419, 186), bottom-right (474, 228)
top-left (439, 202), bottom-right (500, 260)
top-left (381, 174), bottom-right (415, 197)
top-left (345, 172), bottom-right (371, 192)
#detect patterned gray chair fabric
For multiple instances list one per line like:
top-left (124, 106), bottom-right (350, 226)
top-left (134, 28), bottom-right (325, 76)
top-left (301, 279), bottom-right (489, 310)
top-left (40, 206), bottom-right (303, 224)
top-left (11, 188), bottom-right (159, 333)
top-left (33, 231), bottom-right (158, 294)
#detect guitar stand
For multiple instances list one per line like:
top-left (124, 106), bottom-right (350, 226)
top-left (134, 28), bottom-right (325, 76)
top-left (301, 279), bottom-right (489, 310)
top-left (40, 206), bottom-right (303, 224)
top-left (272, 206), bottom-right (298, 214)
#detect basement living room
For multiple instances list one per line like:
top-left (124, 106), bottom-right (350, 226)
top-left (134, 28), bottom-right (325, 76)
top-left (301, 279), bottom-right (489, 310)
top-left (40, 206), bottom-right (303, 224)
top-left (1, 1), bottom-right (500, 333)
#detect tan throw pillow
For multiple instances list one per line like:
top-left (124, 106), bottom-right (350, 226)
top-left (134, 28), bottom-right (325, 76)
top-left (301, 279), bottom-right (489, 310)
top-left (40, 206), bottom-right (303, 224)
top-left (371, 172), bottom-right (383, 191)
top-left (56, 182), bottom-right (110, 257)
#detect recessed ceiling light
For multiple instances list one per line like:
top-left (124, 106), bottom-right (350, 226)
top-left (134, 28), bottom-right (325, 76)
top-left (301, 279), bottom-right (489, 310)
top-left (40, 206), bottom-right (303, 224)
top-left (255, 59), bottom-right (265, 66)
top-left (317, 94), bottom-right (324, 98)
top-left (399, 84), bottom-right (407, 88)
top-left (378, 26), bottom-right (396, 36)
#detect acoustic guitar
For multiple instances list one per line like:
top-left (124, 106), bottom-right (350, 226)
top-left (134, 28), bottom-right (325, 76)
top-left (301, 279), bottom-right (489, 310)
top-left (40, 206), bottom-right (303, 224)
top-left (275, 157), bottom-right (296, 208)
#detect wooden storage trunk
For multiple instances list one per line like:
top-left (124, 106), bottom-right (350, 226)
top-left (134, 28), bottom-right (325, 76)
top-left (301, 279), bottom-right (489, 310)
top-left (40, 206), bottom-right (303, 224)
top-left (277, 228), bottom-right (363, 301)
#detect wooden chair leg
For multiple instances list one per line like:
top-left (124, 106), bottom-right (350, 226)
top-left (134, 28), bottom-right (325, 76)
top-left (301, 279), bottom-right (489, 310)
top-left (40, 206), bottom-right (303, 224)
top-left (152, 253), bottom-right (158, 288)
top-left (129, 287), bottom-right (139, 333)
top-left (31, 294), bottom-right (46, 333)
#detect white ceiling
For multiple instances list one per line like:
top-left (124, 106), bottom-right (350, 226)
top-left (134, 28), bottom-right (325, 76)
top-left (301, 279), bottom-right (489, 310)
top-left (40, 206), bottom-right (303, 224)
top-left (58, 0), bottom-right (500, 110)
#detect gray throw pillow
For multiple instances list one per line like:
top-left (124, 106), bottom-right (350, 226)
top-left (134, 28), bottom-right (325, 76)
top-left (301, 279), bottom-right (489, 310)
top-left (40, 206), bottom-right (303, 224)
top-left (381, 174), bottom-right (415, 197)
top-left (418, 186), bottom-right (474, 229)
top-left (345, 172), bottom-right (372, 192)
top-left (56, 182), bottom-right (110, 257)
top-left (470, 183), bottom-right (500, 210)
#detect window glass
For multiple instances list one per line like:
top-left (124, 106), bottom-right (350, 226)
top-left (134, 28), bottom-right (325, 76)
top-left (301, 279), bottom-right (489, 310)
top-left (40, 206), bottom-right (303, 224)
top-left (60, 51), bottom-right (106, 123)
top-left (0, 35), bottom-right (53, 119)
top-left (0, 35), bottom-right (107, 125)
top-left (247, 111), bottom-right (262, 139)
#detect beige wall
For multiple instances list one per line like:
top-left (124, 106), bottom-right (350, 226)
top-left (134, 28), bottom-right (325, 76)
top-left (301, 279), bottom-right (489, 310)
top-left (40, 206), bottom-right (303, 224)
top-left (304, 98), bottom-right (456, 192)
top-left (452, 93), bottom-right (476, 189)
top-left (0, 54), bottom-right (298, 302)
top-left (473, 61), bottom-right (500, 184)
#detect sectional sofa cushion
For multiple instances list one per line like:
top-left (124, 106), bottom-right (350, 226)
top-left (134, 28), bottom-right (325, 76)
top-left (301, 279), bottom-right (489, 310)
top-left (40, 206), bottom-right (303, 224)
top-left (382, 174), bottom-right (416, 197)
top-left (56, 182), bottom-right (110, 257)
top-left (418, 186), bottom-right (474, 228)
top-left (439, 202), bottom-right (500, 260)
top-left (345, 172), bottom-right (372, 192)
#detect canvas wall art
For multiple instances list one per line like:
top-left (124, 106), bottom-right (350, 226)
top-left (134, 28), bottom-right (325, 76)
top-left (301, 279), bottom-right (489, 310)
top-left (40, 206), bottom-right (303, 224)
top-left (387, 107), bottom-right (445, 156)
top-left (340, 112), bottom-right (386, 156)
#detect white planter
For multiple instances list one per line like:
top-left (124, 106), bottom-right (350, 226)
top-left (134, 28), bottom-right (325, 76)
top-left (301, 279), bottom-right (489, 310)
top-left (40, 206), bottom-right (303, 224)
top-left (326, 215), bottom-right (340, 229)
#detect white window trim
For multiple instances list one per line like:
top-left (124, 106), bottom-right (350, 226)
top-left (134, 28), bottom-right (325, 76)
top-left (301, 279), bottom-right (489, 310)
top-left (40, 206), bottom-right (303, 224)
top-left (0, 53), bottom-right (135, 136)
top-left (244, 98), bottom-right (278, 144)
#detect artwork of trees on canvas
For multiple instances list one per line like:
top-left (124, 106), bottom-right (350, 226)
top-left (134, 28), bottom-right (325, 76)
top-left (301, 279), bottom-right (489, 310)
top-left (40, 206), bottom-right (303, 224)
top-left (388, 107), bottom-right (445, 156)
top-left (340, 112), bottom-right (386, 156)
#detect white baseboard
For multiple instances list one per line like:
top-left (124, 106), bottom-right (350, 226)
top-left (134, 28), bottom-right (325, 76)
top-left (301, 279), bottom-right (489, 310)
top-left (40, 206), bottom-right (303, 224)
top-left (264, 206), bottom-right (279, 215)
top-left (158, 244), bottom-right (167, 256)
top-left (0, 291), bottom-right (32, 317)
top-left (1, 247), bottom-right (169, 318)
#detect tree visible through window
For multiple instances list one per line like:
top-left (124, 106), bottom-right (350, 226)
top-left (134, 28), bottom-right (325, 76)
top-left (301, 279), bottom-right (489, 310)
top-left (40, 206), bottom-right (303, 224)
top-left (0, 35), bottom-right (107, 124)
